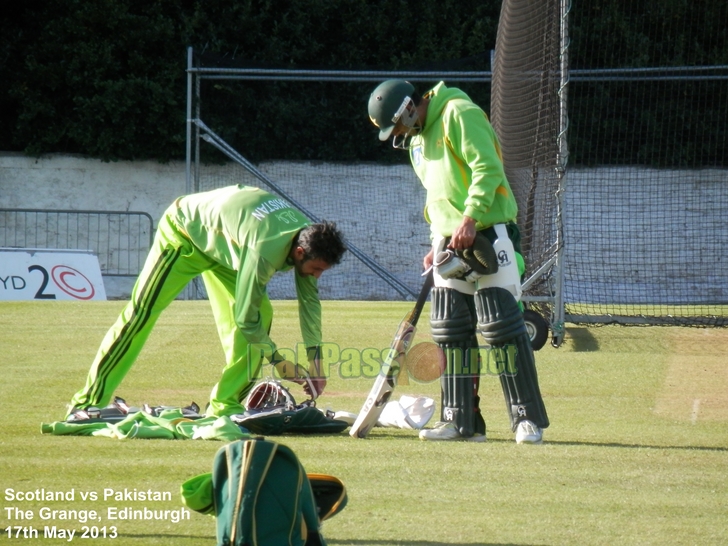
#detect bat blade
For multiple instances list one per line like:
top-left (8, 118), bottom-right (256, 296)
top-left (349, 270), bottom-right (434, 439)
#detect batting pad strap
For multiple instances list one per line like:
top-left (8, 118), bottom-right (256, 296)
top-left (474, 287), bottom-right (527, 344)
top-left (429, 287), bottom-right (476, 343)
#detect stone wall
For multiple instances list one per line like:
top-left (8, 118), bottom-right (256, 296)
top-left (0, 153), bottom-right (427, 299)
top-left (2, 152), bottom-right (726, 303)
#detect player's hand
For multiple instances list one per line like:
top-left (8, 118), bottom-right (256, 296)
top-left (304, 357), bottom-right (326, 399)
top-left (273, 360), bottom-right (325, 400)
top-left (423, 248), bottom-right (434, 271)
top-left (303, 373), bottom-right (326, 400)
top-left (448, 216), bottom-right (477, 250)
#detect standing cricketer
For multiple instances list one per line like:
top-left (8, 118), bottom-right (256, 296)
top-left (67, 185), bottom-right (346, 418)
top-left (368, 80), bottom-right (549, 443)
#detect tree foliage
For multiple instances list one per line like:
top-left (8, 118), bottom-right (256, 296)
top-left (569, 1), bottom-right (728, 167)
top-left (0, 1), bottom-right (725, 164)
top-left (0, 0), bottom-right (500, 162)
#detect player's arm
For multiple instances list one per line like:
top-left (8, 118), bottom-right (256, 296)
top-left (233, 247), bottom-right (278, 359)
top-left (294, 271), bottom-right (322, 348)
top-left (444, 106), bottom-right (509, 249)
top-left (294, 271), bottom-right (326, 396)
top-left (446, 106), bottom-right (508, 221)
top-left (234, 252), bottom-right (322, 397)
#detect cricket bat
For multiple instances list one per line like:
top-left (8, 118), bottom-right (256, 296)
top-left (349, 269), bottom-right (434, 438)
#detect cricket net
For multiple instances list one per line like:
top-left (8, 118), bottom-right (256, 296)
top-left (491, 0), bottom-right (728, 330)
top-left (564, 4), bottom-right (728, 327)
top-left (490, 0), bottom-right (568, 342)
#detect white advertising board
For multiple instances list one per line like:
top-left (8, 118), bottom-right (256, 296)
top-left (0, 248), bottom-right (107, 301)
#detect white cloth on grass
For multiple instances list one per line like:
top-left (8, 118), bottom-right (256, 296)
top-left (376, 395), bottom-right (436, 430)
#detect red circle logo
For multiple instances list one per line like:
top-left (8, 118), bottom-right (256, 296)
top-left (51, 265), bottom-right (96, 300)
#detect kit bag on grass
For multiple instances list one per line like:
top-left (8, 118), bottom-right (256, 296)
top-left (182, 438), bottom-right (346, 546)
top-left (232, 379), bottom-right (350, 436)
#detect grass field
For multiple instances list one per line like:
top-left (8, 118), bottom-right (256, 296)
top-left (1, 300), bottom-right (727, 545)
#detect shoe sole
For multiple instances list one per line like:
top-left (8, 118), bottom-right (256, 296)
top-left (516, 437), bottom-right (543, 445)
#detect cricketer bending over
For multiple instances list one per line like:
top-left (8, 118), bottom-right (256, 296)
top-left (368, 80), bottom-right (549, 443)
top-left (66, 185), bottom-right (346, 418)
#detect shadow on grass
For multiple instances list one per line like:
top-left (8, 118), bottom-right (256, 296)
top-left (543, 439), bottom-right (728, 452)
top-left (361, 431), bottom-right (728, 452)
top-left (564, 327), bottom-right (599, 351)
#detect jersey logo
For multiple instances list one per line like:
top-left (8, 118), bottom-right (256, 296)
top-left (412, 146), bottom-right (423, 167)
top-left (276, 211), bottom-right (298, 224)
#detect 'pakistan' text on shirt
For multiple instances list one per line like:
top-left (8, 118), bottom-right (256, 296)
top-left (252, 198), bottom-right (292, 221)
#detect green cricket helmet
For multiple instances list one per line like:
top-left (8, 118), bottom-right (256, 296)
top-left (368, 79), bottom-right (419, 145)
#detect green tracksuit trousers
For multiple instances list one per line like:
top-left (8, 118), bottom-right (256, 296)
top-left (68, 213), bottom-right (273, 418)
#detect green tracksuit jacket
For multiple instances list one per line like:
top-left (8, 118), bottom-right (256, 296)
top-left (409, 82), bottom-right (519, 238)
top-left (69, 185), bottom-right (320, 417)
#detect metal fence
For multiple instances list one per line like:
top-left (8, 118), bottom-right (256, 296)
top-left (0, 209), bottom-right (154, 278)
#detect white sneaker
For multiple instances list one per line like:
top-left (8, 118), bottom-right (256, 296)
top-left (419, 422), bottom-right (486, 442)
top-left (515, 420), bottom-right (543, 444)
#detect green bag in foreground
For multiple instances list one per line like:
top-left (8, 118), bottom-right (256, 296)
top-left (181, 438), bottom-right (347, 546)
